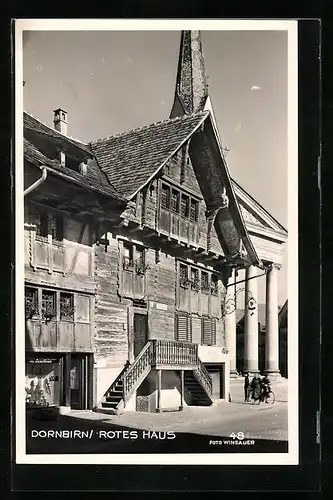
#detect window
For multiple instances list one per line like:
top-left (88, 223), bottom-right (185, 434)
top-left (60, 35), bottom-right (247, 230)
top-left (171, 189), bottom-right (180, 213)
top-left (135, 246), bottom-right (146, 275)
top-left (41, 290), bottom-right (56, 321)
top-left (190, 267), bottom-right (200, 291)
top-left (161, 184), bottom-right (170, 209)
top-left (60, 292), bottom-right (74, 321)
top-left (202, 317), bottom-right (217, 346)
top-left (179, 263), bottom-right (189, 288)
top-left (180, 195), bottom-right (189, 218)
top-left (25, 287), bottom-right (38, 319)
top-left (190, 199), bottom-right (198, 222)
top-left (201, 271), bottom-right (209, 293)
top-left (176, 312), bottom-right (191, 342)
top-left (123, 242), bottom-right (134, 270)
top-left (160, 181), bottom-right (199, 223)
top-left (36, 212), bottom-right (48, 238)
top-left (51, 215), bottom-right (64, 242)
top-left (211, 273), bottom-right (219, 295)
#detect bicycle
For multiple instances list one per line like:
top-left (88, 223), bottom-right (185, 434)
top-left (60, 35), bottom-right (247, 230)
top-left (249, 387), bottom-right (275, 405)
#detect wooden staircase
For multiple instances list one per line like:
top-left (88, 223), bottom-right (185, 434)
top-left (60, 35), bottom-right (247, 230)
top-left (100, 378), bottom-right (124, 412)
top-left (184, 371), bottom-right (212, 406)
top-left (97, 340), bottom-right (213, 414)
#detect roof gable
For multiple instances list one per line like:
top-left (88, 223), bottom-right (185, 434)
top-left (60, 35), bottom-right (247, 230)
top-left (24, 138), bottom-right (123, 200)
top-left (89, 112), bottom-right (208, 199)
top-left (232, 179), bottom-right (287, 237)
top-left (24, 111), bottom-right (93, 157)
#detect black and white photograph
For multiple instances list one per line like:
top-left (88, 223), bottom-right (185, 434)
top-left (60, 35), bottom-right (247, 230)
top-left (15, 19), bottom-right (298, 466)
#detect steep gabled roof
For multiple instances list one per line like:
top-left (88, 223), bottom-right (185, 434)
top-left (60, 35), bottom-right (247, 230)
top-left (24, 111), bottom-right (93, 156)
top-left (24, 138), bottom-right (124, 200)
top-left (90, 111), bottom-right (209, 199)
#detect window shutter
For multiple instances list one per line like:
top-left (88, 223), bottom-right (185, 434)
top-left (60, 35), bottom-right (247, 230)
top-left (212, 318), bottom-right (216, 345)
top-left (177, 313), bottom-right (191, 342)
top-left (202, 317), bottom-right (216, 346)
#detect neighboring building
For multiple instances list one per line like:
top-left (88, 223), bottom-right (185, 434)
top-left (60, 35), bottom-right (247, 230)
top-left (24, 30), bottom-right (287, 414)
top-left (236, 303), bottom-right (288, 377)
top-left (236, 305), bottom-right (266, 375)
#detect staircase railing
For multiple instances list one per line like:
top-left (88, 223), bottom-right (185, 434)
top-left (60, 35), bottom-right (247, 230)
top-left (103, 361), bottom-right (129, 400)
top-left (193, 358), bottom-right (213, 398)
top-left (152, 339), bottom-right (198, 366)
top-left (123, 341), bottom-right (153, 404)
top-left (102, 339), bottom-right (213, 410)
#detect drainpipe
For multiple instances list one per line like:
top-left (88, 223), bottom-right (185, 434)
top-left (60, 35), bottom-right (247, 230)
top-left (24, 167), bottom-right (47, 197)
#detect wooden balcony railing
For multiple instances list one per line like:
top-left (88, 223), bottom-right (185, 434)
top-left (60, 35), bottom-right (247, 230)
top-left (152, 339), bottom-right (198, 367)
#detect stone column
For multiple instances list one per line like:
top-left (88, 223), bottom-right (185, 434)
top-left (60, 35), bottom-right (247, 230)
top-left (224, 269), bottom-right (238, 377)
top-left (265, 263), bottom-right (281, 377)
top-left (244, 266), bottom-right (259, 374)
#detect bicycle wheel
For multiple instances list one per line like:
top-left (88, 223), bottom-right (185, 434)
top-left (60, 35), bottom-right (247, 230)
top-left (265, 391), bottom-right (275, 405)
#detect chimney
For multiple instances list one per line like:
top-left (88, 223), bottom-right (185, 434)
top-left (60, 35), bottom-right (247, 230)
top-left (53, 108), bottom-right (67, 166)
top-left (53, 108), bottom-right (68, 135)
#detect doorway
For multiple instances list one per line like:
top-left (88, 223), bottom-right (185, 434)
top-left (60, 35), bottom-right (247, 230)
top-left (69, 354), bottom-right (91, 410)
top-left (133, 312), bottom-right (148, 358)
top-left (205, 364), bottom-right (224, 400)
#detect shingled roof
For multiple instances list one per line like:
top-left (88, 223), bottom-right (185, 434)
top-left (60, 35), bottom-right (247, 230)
top-left (24, 111), bottom-right (93, 156)
top-left (89, 111), bottom-right (209, 199)
top-left (24, 138), bottom-right (123, 200)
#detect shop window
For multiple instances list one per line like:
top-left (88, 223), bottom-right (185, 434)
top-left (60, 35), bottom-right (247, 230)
top-left (25, 358), bottom-right (61, 407)
top-left (202, 316), bottom-right (217, 346)
top-left (41, 290), bottom-right (56, 321)
top-left (25, 287), bottom-right (39, 319)
top-left (60, 292), bottom-right (75, 321)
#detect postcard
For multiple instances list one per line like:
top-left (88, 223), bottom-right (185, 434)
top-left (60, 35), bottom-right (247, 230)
top-left (15, 19), bottom-right (298, 467)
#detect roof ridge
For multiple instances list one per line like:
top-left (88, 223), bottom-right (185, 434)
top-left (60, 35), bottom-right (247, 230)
top-left (90, 110), bottom-right (208, 145)
top-left (23, 110), bottom-right (88, 146)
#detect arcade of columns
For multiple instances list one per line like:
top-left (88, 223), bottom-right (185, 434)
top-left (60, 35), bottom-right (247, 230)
top-left (224, 263), bottom-right (281, 377)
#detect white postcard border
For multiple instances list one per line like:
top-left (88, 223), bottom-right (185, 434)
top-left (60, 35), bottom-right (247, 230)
top-left (15, 18), bottom-right (298, 466)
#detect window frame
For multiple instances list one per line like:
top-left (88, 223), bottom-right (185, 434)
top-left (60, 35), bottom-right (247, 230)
top-left (25, 286), bottom-right (39, 319)
top-left (41, 289), bottom-right (57, 322)
top-left (59, 291), bottom-right (75, 322)
top-left (160, 180), bottom-right (199, 223)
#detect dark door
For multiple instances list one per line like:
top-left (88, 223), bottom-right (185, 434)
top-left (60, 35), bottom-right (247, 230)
top-left (70, 354), bottom-right (90, 409)
top-left (205, 364), bottom-right (223, 399)
top-left (133, 313), bottom-right (148, 358)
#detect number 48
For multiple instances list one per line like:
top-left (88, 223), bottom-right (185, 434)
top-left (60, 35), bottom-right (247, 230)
top-left (230, 432), bottom-right (244, 440)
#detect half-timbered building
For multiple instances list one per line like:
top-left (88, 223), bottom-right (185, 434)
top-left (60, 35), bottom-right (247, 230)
top-left (24, 30), bottom-right (287, 414)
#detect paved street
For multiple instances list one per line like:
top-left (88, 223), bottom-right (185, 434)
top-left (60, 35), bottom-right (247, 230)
top-left (26, 378), bottom-right (288, 455)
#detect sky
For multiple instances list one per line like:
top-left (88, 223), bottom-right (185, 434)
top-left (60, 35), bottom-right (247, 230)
top-left (22, 29), bottom-right (288, 305)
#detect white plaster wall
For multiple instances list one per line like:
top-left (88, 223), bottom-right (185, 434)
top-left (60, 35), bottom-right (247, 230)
top-left (149, 371), bottom-right (189, 411)
top-left (94, 361), bottom-right (124, 406)
top-left (198, 345), bottom-right (229, 364)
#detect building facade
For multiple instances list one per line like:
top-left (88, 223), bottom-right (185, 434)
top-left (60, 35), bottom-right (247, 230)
top-left (23, 30), bottom-right (287, 414)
